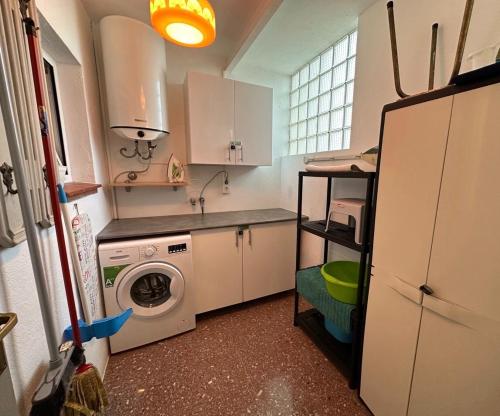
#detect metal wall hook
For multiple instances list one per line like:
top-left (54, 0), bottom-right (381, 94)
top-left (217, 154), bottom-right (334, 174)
top-left (42, 165), bottom-right (49, 188)
top-left (0, 162), bottom-right (18, 195)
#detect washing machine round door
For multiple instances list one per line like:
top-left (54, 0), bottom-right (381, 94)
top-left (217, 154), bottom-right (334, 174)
top-left (116, 261), bottom-right (185, 318)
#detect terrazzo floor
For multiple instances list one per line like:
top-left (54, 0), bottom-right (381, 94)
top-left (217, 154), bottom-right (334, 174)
top-left (104, 292), bottom-right (370, 416)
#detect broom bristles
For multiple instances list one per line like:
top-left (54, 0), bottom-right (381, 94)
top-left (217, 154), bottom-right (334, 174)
top-left (65, 365), bottom-right (108, 416)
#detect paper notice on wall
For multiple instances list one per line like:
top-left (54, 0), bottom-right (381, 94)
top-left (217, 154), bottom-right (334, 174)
top-left (72, 213), bottom-right (100, 322)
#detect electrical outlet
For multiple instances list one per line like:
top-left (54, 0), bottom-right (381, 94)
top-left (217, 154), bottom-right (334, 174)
top-left (222, 178), bottom-right (230, 194)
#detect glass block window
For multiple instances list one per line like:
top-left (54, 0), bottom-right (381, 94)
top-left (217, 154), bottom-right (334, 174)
top-left (289, 30), bottom-right (357, 155)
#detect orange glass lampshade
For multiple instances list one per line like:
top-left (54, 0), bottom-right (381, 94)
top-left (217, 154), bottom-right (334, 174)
top-left (150, 0), bottom-right (216, 48)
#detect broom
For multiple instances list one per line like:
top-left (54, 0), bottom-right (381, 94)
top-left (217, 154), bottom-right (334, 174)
top-left (22, 2), bottom-right (108, 414)
top-left (64, 363), bottom-right (108, 416)
top-left (59, 191), bottom-right (109, 416)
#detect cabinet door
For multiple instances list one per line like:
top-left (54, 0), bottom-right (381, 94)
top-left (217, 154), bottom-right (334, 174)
top-left (234, 81), bottom-right (272, 166)
top-left (408, 84), bottom-right (500, 416)
top-left (361, 96), bottom-right (453, 415)
top-left (191, 227), bottom-right (243, 313)
top-left (242, 221), bottom-right (295, 302)
top-left (371, 96), bottom-right (453, 285)
top-left (185, 72), bottom-right (234, 165)
top-left (361, 275), bottom-right (422, 416)
top-left (408, 308), bottom-right (500, 416)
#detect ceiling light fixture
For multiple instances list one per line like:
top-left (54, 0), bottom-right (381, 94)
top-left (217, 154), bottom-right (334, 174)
top-left (150, 0), bottom-right (216, 48)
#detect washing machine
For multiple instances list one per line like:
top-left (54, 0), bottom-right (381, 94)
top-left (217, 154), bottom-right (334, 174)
top-left (98, 235), bottom-right (196, 353)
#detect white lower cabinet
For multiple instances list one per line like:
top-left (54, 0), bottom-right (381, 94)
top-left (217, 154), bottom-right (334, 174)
top-left (191, 227), bottom-right (243, 314)
top-left (192, 221), bottom-right (296, 313)
top-left (242, 222), bottom-right (296, 301)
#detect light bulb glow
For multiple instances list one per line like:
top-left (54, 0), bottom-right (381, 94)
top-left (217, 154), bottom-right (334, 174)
top-left (166, 22), bottom-right (203, 45)
top-left (150, 0), bottom-right (216, 48)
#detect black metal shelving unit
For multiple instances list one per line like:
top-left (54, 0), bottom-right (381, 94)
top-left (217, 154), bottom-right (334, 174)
top-left (293, 170), bottom-right (375, 389)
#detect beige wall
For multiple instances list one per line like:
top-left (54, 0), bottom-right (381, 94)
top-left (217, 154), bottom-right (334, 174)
top-left (352, 0), bottom-right (500, 154)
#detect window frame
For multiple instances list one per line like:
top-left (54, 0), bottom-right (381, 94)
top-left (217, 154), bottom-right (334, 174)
top-left (288, 30), bottom-right (357, 156)
top-left (42, 53), bottom-right (70, 181)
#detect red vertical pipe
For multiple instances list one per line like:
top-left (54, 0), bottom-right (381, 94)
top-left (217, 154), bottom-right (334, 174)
top-left (24, 19), bottom-right (82, 348)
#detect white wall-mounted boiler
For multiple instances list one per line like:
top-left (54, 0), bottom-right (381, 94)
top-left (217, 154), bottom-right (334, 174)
top-left (99, 15), bottom-right (169, 141)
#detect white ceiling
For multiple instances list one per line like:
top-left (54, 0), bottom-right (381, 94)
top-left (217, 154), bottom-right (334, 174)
top-left (81, 0), bottom-right (378, 76)
top-left (233, 0), bottom-right (378, 75)
top-left (81, 0), bottom-right (271, 62)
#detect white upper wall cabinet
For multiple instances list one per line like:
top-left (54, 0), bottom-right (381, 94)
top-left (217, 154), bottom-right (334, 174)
top-left (185, 72), bottom-right (234, 165)
top-left (234, 81), bottom-right (272, 166)
top-left (185, 72), bottom-right (272, 166)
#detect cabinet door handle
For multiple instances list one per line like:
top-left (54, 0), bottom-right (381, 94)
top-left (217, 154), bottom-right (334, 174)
top-left (228, 146), bottom-right (231, 161)
top-left (248, 227), bottom-right (252, 246)
top-left (235, 229), bottom-right (239, 247)
top-left (240, 144), bottom-right (244, 162)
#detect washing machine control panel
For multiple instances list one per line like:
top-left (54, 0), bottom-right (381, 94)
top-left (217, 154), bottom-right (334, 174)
top-left (168, 243), bottom-right (187, 254)
top-left (140, 245), bottom-right (158, 259)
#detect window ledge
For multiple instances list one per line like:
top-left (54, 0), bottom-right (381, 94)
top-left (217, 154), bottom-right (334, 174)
top-left (64, 182), bottom-right (102, 201)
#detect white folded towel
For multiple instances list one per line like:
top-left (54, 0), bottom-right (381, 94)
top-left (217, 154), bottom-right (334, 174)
top-left (305, 159), bottom-right (376, 172)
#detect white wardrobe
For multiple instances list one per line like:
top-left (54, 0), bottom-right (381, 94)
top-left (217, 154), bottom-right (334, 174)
top-left (360, 81), bottom-right (500, 416)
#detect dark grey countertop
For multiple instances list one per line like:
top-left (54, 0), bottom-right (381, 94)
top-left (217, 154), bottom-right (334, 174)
top-left (97, 208), bottom-right (300, 242)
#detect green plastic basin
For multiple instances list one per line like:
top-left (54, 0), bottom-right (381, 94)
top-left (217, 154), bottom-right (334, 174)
top-left (320, 261), bottom-right (360, 304)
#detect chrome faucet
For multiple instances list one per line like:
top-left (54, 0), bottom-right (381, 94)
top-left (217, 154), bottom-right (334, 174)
top-left (198, 170), bottom-right (228, 215)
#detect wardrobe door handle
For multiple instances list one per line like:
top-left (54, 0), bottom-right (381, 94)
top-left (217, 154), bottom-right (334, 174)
top-left (248, 227), bottom-right (252, 246)
top-left (235, 230), bottom-right (239, 247)
top-left (419, 284), bottom-right (434, 295)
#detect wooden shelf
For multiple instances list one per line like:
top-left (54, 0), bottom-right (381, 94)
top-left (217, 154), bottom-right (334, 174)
top-left (64, 182), bottom-right (101, 201)
top-left (111, 181), bottom-right (188, 189)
